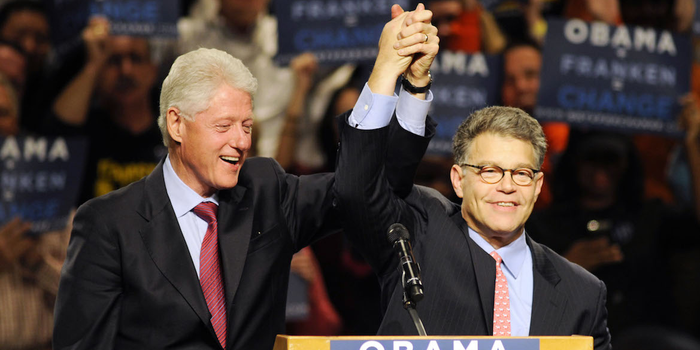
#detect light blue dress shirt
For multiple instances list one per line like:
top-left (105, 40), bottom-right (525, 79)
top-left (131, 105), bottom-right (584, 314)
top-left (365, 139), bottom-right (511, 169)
top-left (163, 155), bottom-right (218, 278)
top-left (469, 228), bottom-right (534, 336)
top-left (348, 83), bottom-right (433, 135)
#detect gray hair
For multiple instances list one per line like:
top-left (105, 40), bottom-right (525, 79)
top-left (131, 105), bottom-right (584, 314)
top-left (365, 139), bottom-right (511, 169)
top-left (452, 106), bottom-right (547, 168)
top-left (0, 73), bottom-right (19, 117)
top-left (158, 48), bottom-right (258, 146)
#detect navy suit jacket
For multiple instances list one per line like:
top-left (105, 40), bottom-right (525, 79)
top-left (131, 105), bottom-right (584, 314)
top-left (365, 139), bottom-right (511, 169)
top-left (334, 118), bottom-right (612, 350)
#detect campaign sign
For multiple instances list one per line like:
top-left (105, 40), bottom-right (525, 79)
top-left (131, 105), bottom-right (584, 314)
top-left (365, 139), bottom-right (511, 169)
top-left (330, 338), bottom-right (539, 350)
top-left (46, 0), bottom-right (179, 59)
top-left (286, 272), bottom-right (310, 321)
top-left (274, 0), bottom-right (411, 64)
top-left (0, 136), bottom-right (87, 235)
top-left (536, 19), bottom-right (692, 136)
top-left (427, 51), bottom-right (502, 156)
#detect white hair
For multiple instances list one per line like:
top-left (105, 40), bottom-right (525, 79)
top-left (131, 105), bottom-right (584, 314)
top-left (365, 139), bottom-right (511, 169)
top-left (158, 48), bottom-right (258, 146)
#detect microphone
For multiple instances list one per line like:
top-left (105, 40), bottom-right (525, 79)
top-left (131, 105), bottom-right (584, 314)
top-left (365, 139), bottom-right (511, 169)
top-left (387, 223), bottom-right (424, 304)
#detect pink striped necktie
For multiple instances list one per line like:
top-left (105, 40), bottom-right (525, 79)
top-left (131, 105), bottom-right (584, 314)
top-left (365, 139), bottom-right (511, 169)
top-left (193, 202), bottom-right (227, 349)
top-left (490, 251), bottom-right (511, 336)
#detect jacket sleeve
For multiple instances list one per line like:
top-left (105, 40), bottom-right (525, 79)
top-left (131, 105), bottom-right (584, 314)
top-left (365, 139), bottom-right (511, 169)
top-left (591, 280), bottom-right (612, 350)
top-left (333, 111), bottom-right (434, 303)
top-left (53, 203), bottom-right (122, 350)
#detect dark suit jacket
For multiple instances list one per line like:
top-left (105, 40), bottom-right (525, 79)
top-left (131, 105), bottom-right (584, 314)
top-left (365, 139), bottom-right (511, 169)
top-left (53, 157), bottom-right (338, 350)
top-left (334, 119), bottom-right (612, 350)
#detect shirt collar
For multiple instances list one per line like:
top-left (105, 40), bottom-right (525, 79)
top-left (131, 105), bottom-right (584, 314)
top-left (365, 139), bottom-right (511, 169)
top-left (468, 227), bottom-right (529, 279)
top-left (163, 155), bottom-right (219, 217)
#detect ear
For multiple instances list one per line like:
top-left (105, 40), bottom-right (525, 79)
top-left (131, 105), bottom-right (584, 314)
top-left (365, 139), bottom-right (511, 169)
top-left (450, 164), bottom-right (465, 198)
top-left (533, 171), bottom-right (544, 199)
top-left (166, 107), bottom-right (184, 144)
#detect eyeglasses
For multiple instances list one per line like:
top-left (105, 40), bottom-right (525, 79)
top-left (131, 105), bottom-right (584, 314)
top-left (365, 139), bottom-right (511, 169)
top-left (460, 163), bottom-right (540, 186)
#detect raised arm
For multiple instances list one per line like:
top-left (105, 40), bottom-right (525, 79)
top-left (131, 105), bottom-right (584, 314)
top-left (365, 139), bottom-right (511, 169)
top-left (335, 3), bottom-right (438, 285)
top-left (51, 17), bottom-right (110, 126)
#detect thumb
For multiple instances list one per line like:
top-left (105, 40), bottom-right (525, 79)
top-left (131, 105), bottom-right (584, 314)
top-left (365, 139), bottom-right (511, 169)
top-left (391, 4), bottom-right (404, 19)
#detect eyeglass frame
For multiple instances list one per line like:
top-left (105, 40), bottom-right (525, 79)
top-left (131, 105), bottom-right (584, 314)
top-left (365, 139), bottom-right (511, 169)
top-left (459, 163), bottom-right (541, 186)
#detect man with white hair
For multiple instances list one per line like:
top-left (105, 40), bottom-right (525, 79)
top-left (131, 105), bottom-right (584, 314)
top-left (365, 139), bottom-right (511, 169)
top-left (53, 4), bottom-right (437, 349)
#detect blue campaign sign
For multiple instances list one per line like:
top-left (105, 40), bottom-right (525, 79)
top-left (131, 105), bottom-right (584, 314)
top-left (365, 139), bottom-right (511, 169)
top-left (0, 136), bottom-right (87, 235)
top-left (45, 0), bottom-right (179, 59)
top-left (274, 0), bottom-right (411, 64)
top-left (536, 19), bottom-right (692, 136)
top-left (427, 51), bottom-right (502, 156)
top-left (330, 338), bottom-right (539, 350)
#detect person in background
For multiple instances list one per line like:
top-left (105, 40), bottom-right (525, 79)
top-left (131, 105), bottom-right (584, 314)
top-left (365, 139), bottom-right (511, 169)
top-left (0, 0), bottom-right (51, 134)
top-left (46, 18), bottom-right (166, 204)
top-left (0, 39), bottom-right (26, 98)
top-left (427, 0), bottom-right (506, 54)
top-left (0, 72), bottom-right (71, 350)
top-left (526, 130), bottom-right (700, 338)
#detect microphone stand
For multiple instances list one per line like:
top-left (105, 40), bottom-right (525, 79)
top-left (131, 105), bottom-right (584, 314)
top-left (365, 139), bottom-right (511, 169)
top-left (402, 276), bottom-right (427, 335)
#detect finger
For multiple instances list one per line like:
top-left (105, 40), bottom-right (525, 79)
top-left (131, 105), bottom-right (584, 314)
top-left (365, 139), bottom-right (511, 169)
top-left (391, 4), bottom-right (405, 19)
top-left (407, 8), bottom-right (433, 26)
top-left (397, 21), bottom-right (438, 41)
top-left (397, 35), bottom-right (439, 56)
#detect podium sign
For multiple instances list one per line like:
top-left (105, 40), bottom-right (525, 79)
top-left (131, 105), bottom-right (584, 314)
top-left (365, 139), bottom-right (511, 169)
top-left (331, 339), bottom-right (538, 350)
top-left (274, 335), bottom-right (593, 350)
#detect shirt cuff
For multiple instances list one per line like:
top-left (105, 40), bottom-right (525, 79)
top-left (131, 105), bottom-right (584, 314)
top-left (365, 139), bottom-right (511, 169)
top-left (396, 86), bottom-right (432, 137)
top-left (348, 83), bottom-right (398, 130)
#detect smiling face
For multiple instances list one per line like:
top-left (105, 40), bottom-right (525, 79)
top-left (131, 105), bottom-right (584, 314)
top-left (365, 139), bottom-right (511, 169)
top-left (450, 132), bottom-right (543, 248)
top-left (167, 84), bottom-right (253, 197)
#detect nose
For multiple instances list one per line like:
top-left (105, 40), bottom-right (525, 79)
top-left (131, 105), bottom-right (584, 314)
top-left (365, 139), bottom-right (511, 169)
top-left (496, 170), bottom-right (516, 193)
top-left (229, 126), bottom-right (252, 151)
top-left (21, 36), bottom-right (37, 55)
top-left (120, 58), bottom-right (134, 74)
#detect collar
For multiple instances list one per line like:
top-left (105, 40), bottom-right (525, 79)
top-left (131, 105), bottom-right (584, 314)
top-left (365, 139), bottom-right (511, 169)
top-left (163, 155), bottom-right (219, 217)
top-left (468, 227), bottom-right (529, 279)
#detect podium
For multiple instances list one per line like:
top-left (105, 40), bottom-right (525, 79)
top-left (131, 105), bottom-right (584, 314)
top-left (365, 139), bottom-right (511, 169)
top-left (273, 335), bottom-right (592, 350)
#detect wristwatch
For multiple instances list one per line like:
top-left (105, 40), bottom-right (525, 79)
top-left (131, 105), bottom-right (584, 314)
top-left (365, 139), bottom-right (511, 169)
top-left (401, 72), bottom-right (432, 94)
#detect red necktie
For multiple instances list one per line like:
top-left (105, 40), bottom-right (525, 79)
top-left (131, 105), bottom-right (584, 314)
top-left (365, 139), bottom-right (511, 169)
top-left (193, 202), bottom-right (227, 348)
top-left (490, 251), bottom-right (511, 336)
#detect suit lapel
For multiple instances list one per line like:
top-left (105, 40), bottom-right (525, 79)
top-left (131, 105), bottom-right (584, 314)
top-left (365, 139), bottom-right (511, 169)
top-left (452, 214), bottom-right (495, 334)
top-left (217, 185), bottom-right (252, 312)
top-left (468, 237), bottom-right (497, 334)
top-left (527, 236), bottom-right (567, 335)
top-left (136, 162), bottom-right (213, 330)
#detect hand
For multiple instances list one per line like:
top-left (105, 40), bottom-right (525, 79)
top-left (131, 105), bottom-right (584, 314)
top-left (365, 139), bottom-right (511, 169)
top-left (289, 52), bottom-right (318, 94)
top-left (290, 249), bottom-right (316, 283)
top-left (563, 236), bottom-right (623, 272)
top-left (82, 16), bottom-right (111, 68)
top-left (0, 218), bottom-right (34, 271)
top-left (395, 3), bottom-right (439, 88)
top-left (368, 5), bottom-right (413, 95)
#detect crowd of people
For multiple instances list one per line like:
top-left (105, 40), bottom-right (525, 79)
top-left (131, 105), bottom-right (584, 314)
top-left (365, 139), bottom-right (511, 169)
top-left (0, 0), bottom-right (699, 349)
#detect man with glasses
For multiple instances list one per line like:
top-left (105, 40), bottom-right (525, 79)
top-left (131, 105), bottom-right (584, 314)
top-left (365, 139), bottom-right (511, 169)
top-left (336, 102), bottom-right (612, 348)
